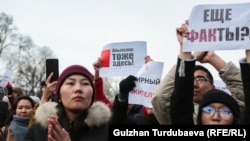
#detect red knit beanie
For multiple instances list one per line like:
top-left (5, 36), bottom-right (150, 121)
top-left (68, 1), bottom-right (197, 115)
top-left (55, 65), bottom-right (95, 106)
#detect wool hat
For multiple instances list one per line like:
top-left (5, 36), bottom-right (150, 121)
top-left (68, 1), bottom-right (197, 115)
top-left (55, 65), bottom-right (95, 106)
top-left (198, 89), bottom-right (240, 122)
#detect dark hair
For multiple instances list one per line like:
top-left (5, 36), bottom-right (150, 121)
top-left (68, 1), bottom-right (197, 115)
top-left (195, 65), bottom-right (214, 84)
top-left (12, 87), bottom-right (24, 97)
top-left (5, 95), bottom-right (35, 125)
top-left (55, 65), bottom-right (95, 106)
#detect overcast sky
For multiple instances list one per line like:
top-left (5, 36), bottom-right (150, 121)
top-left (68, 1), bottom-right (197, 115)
top-left (0, 0), bottom-right (249, 80)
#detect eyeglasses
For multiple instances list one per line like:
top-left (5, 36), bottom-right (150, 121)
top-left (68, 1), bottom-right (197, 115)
top-left (202, 106), bottom-right (232, 120)
top-left (194, 76), bottom-right (208, 84)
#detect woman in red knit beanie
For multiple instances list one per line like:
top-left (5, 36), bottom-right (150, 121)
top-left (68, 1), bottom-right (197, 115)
top-left (25, 64), bottom-right (111, 141)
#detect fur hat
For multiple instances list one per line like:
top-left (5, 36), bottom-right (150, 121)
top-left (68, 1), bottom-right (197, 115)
top-left (198, 89), bottom-right (240, 124)
top-left (55, 65), bottom-right (95, 105)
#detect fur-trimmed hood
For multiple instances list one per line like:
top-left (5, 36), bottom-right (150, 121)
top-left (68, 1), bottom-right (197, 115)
top-left (34, 101), bottom-right (111, 128)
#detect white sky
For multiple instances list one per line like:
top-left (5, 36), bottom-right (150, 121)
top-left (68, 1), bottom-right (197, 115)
top-left (0, 0), bottom-right (249, 80)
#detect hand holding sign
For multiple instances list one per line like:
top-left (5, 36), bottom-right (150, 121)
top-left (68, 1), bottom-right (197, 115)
top-left (118, 75), bottom-right (138, 102)
top-left (184, 2), bottom-right (250, 51)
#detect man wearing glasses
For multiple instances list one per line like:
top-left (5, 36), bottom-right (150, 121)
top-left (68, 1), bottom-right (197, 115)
top-left (151, 21), bottom-right (244, 125)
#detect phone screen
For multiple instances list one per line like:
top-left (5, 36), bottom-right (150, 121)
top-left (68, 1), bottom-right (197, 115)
top-left (46, 59), bottom-right (59, 83)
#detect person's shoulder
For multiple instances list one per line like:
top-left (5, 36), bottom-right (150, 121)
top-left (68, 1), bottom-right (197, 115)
top-left (0, 100), bottom-right (8, 108)
top-left (34, 102), bottom-right (58, 128)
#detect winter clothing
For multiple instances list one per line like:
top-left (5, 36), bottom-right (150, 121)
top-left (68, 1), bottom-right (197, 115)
top-left (5, 115), bottom-right (30, 141)
top-left (240, 58), bottom-right (250, 124)
top-left (0, 87), bottom-right (6, 100)
top-left (94, 77), bottom-right (112, 109)
top-left (55, 65), bottom-right (95, 105)
top-left (110, 95), bottom-right (159, 125)
top-left (24, 101), bottom-right (111, 141)
top-left (25, 64), bottom-right (111, 141)
top-left (170, 57), bottom-right (196, 125)
top-left (118, 75), bottom-right (137, 101)
top-left (170, 57), bottom-right (240, 125)
top-left (198, 89), bottom-right (240, 120)
top-left (0, 101), bottom-right (8, 127)
top-left (152, 59), bottom-right (244, 124)
top-left (2, 96), bottom-right (34, 141)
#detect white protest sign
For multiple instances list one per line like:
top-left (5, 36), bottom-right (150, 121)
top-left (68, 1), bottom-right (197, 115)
top-left (128, 61), bottom-right (164, 108)
top-left (0, 69), bottom-right (13, 87)
top-left (100, 41), bottom-right (147, 77)
top-left (183, 2), bottom-right (250, 52)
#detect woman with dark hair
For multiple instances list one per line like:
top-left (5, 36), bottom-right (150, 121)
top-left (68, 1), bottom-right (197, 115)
top-left (25, 65), bottom-right (111, 141)
top-left (1, 95), bottom-right (35, 141)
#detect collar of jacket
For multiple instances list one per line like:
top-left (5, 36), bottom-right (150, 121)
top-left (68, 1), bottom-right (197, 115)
top-left (34, 101), bottom-right (111, 128)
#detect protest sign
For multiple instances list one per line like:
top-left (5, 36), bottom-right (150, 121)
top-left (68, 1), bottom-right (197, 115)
top-left (100, 41), bottom-right (147, 77)
top-left (183, 2), bottom-right (250, 51)
top-left (128, 61), bottom-right (164, 108)
top-left (0, 69), bottom-right (13, 87)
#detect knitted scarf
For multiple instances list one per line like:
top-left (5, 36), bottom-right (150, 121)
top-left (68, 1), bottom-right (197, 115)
top-left (10, 115), bottom-right (29, 141)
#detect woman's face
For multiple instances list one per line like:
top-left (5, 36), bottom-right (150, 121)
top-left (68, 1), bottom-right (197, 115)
top-left (16, 99), bottom-right (33, 118)
top-left (201, 103), bottom-right (234, 125)
top-left (60, 74), bottom-right (93, 113)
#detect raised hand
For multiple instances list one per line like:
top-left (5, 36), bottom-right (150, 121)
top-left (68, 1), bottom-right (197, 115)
top-left (118, 75), bottom-right (138, 101)
top-left (176, 20), bottom-right (188, 46)
top-left (93, 58), bottom-right (102, 80)
top-left (40, 72), bottom-right (57, 104)
top-left (48, 115), bottom-right (71, 141)
top-left (144, 55), bottom-right (153, 64)
top-left (193, 51), bottom-right (216, 63)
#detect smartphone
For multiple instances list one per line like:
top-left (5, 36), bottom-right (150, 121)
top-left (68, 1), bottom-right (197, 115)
top-left (46, 58), bottom-right (59, 83)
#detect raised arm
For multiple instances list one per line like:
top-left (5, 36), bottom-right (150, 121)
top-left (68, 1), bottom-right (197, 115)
top-left (170, 21), bottom-right (195, 124)
top-left (239, 50), bottom-right (250, 124)
top-left (194, 50), bottom-right (245, 124)
top-left (93, 58), bottom-right (112, 109)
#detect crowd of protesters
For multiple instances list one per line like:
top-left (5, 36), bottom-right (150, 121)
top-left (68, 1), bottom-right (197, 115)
top-left (0, 20), bottom-right (249, 141)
